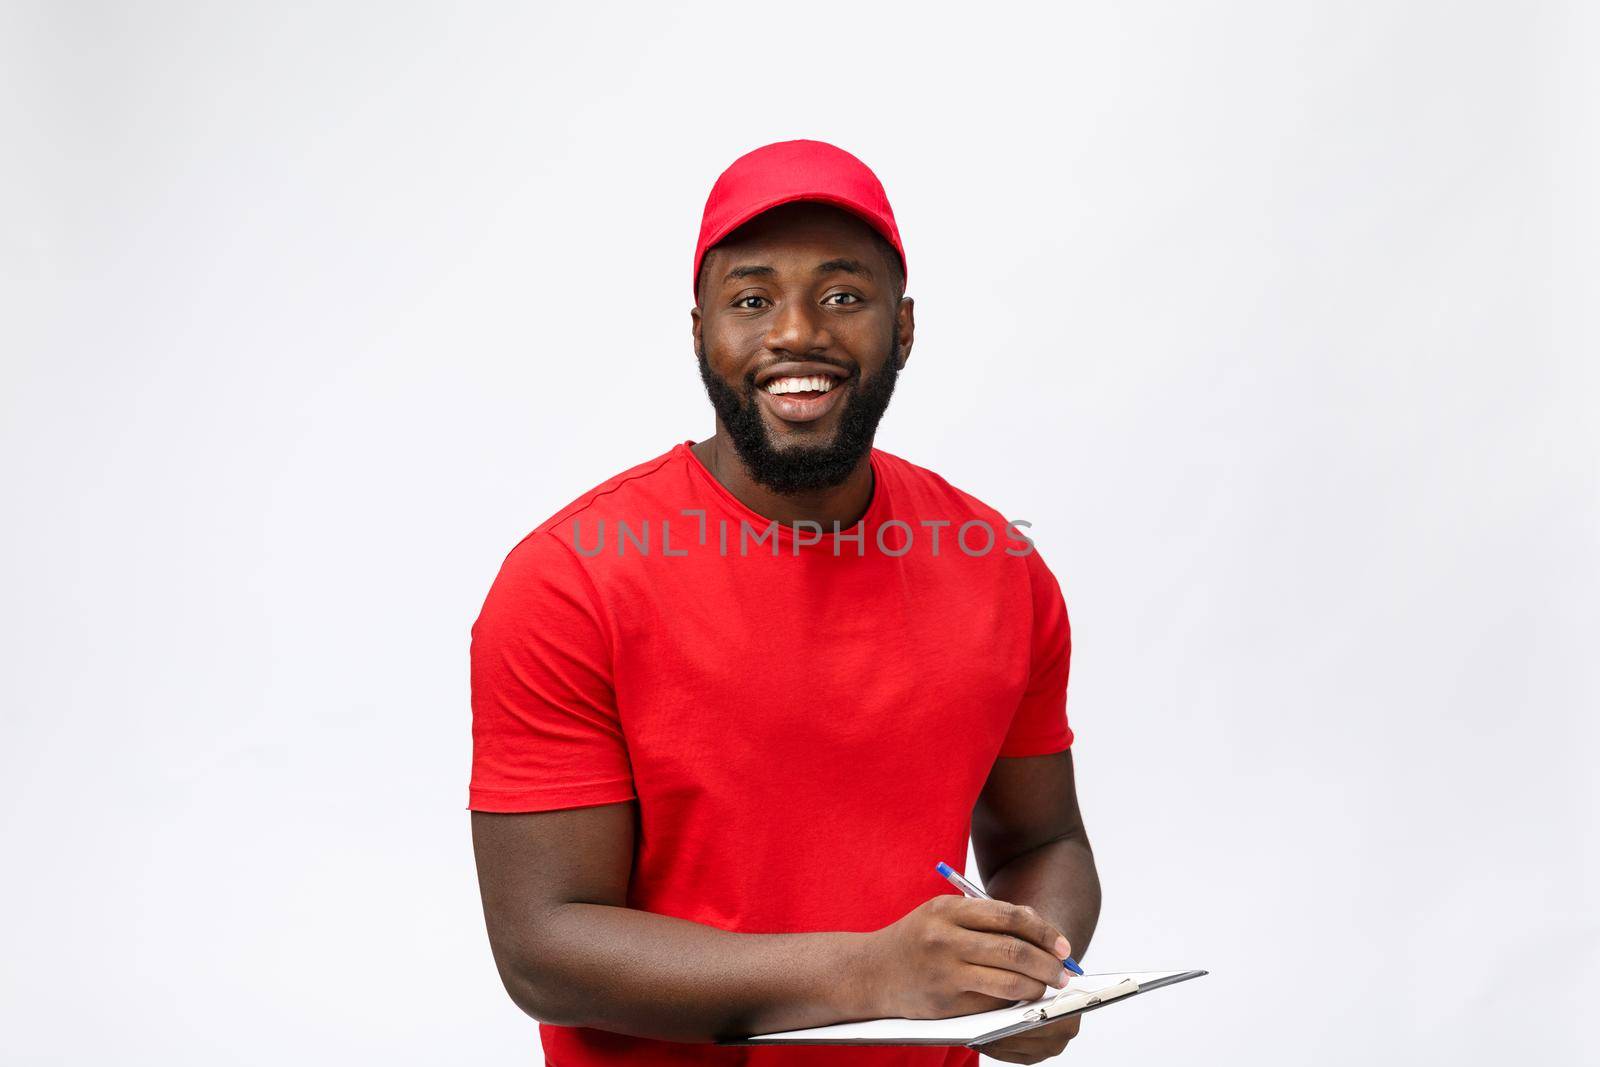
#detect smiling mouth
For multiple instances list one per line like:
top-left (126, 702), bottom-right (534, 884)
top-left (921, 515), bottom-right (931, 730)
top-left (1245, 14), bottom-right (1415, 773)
top-left (756, 374), bottom-right (848, 424)
top-left (764, 374), bottom-right (837, 399)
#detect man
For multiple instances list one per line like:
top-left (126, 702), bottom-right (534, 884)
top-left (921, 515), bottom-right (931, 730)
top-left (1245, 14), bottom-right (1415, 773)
top-left (470, 140), bottom-right (1101, 1067)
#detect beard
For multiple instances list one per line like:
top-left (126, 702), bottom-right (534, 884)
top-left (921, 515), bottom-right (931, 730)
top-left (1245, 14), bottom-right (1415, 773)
top-left (696, 324), bottom-right (902, 495)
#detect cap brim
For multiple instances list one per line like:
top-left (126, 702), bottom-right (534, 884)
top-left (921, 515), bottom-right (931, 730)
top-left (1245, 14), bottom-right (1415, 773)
top-left (694, 191), bottom-right (906, 296)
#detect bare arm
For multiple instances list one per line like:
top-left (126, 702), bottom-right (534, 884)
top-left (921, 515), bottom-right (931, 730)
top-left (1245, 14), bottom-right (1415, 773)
top-left (472, 803), bottom-right (875, 1041)
top-left (472, 800), bottom-right (1083, 1042)
top-left (971, 750), bottom-right (1101, 963)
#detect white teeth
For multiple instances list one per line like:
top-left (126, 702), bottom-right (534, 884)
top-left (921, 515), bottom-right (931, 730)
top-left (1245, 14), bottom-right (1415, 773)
top-left (766, 375), bottom-right (836, 395)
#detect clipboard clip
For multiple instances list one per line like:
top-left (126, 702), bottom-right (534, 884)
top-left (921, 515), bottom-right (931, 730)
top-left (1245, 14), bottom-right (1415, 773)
top-left (1024, 977), bottom-right (1141, 1022)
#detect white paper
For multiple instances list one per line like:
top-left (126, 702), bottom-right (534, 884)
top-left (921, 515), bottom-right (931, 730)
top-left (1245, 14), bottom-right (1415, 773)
top-left (740, 970), bottom-right (1192, 1045)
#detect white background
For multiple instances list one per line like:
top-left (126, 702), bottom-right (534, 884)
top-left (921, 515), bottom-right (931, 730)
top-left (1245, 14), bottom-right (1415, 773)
top-left (3, 2), bottom-right (1596, 1063)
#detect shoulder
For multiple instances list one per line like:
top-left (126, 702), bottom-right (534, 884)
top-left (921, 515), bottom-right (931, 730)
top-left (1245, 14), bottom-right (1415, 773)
top-left (534, 445), bottom-right (693, 534)
top-left (875, 448), bottom-right (1059, 585)
top-left (872, 447), bottom-right (1015, 529)
top-left (480, 445), bottom-right (693, 614)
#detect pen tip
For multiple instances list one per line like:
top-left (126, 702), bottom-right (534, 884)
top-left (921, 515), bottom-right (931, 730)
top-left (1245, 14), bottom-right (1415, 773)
top-left (935, 861), bottom-right (952, 876)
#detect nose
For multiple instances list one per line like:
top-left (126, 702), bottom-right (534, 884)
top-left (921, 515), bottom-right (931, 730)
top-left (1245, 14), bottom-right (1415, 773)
top-left (762, 297), bottom-right (832, 358)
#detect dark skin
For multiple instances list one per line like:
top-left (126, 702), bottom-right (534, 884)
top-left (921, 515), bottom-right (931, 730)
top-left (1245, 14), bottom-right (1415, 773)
top-left (472, 204), bottom-right (1102, 1062)
top-left (690, 202), bottom-right (911, 528)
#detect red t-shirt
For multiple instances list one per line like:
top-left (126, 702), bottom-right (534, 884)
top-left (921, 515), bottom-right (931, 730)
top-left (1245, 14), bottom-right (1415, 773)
top-left (470, 442), bottom-right (1073, 1067)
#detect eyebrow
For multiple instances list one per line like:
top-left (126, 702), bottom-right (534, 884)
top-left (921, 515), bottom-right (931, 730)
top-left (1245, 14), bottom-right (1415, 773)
top-left (816, 258), bottom-right (872, 278)
top-left (721, 258), bottom-right (875, 285)
top-left (723, 264), bottom-right (777, 282)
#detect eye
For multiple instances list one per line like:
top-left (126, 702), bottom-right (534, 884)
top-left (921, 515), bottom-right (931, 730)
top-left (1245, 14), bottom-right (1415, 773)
top-left (823, 292), bottom-right (861, 306)
top-left (734, 295), bottom-right (769, 309)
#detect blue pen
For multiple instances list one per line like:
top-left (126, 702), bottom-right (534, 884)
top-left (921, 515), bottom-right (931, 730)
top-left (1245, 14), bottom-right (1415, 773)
top-left (935, 860), bottom-right (1085, 976)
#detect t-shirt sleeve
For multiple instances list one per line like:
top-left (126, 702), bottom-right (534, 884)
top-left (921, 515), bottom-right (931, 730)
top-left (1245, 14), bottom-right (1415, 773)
top-left (998, 546), bottom-right (1075, 757)
top-left (468, 529), bottom-right (637, 812)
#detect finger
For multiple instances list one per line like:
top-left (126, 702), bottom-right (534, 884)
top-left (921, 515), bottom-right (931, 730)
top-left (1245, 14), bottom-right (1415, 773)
top-left (991, 1038), bottom-right (1056, 1064)
top-left (976, 1033), bottom-right (1053, 1064)
top-left (952, 927), bottom-right (1070, 988)
top-left (976, 1015), bottom-right (1079, 1063)
top-left (950, 898), bottom-right (1072, 960)
top-left (959, 962), bottom-right (1052, 1005)
top-left (1029, 1014), bottom-right (1081, 1055)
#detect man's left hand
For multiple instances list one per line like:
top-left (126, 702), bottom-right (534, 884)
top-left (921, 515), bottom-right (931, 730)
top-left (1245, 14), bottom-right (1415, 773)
top-left (974, 1014), bottom-right (1082, 1064)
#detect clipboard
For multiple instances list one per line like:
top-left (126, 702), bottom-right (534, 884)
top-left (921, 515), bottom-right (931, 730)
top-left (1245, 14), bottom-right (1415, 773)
top-left (718, 969), bottom-right (1207, 1047)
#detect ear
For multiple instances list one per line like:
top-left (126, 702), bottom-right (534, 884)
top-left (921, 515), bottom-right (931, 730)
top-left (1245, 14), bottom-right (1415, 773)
top-left (894, 297), bottom-right (915, 369)
top-left (690, 306), bottom-right (703, 355)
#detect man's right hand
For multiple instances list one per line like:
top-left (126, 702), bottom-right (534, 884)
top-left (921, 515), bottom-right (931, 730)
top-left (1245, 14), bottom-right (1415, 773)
top-left (859, 895), bottom-right (1073, 1020)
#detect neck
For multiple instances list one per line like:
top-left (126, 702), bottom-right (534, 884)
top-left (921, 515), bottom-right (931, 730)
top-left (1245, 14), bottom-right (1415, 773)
top-left (692, 431), bottom-right (875, 529)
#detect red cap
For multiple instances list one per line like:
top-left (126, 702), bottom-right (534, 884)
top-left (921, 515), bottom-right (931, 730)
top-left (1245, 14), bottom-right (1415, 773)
top-left (693, 139), bottom-right (906, 298)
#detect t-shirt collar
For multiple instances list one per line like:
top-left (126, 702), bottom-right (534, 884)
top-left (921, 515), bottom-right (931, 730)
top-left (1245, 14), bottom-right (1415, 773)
top-left (674, 440), bottom-right (889, 549)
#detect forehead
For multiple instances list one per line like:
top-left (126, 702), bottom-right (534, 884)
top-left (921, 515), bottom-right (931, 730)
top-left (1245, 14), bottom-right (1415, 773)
top-left (706, 202), bottom-right (888, 271)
